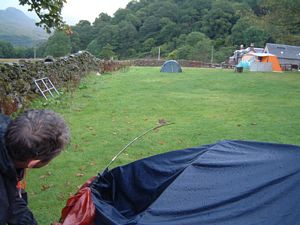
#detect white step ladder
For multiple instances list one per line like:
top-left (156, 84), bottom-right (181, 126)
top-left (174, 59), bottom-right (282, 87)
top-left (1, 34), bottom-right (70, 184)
top-left (34, 77), bottom-right (59, 100)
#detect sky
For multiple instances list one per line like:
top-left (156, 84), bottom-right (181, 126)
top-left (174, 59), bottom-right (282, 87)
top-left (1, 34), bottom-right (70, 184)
top-left (0, 0), bottom-right (132, 25)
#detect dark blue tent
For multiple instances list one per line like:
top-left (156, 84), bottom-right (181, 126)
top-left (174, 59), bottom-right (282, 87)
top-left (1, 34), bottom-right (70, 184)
top-left (88, 140), bottom-right (300, 225)
top-left (59, 140), bottom-right (300, 225)
top-left (160, 60), bottom-right (182, 73)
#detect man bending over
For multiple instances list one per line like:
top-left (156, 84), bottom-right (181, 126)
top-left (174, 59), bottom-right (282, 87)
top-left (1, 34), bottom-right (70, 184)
top-left (0, 109), bottom-right (70, 225)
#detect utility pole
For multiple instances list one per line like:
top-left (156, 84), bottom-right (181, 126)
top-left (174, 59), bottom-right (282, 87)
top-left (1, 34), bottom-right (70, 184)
top-left (34, 46), bottom-right (36, 59)
top-left (211, 45), bottom-right (214, 64)
top-left (158, 47), bottom-right (161, 61)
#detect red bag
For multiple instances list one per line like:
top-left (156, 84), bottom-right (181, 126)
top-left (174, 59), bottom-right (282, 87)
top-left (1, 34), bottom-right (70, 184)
top-left (58, 177), bottom-right (96, 225)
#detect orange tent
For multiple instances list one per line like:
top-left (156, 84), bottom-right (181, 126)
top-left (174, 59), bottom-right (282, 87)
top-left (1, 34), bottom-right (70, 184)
top-left (260, 55), bottom-right (282, 72)
top-left (241, 53), bottom-right (282, 72)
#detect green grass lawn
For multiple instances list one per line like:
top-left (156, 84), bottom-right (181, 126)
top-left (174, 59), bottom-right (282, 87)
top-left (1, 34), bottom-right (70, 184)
top-left (28, 67), bottom-right (300, 224)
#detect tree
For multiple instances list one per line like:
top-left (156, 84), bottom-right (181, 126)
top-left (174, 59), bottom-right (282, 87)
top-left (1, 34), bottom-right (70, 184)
top-left (139, 16), bottom-right (161, 40)
top-left (87, 25), bottom-right (118, 58)
top-left (70, 31), bottom-right (81, 53)
top-left (214, 46), bottom-right (236, 63)
top-left (113, 8), bottom-right (131, 24)
top-left (116, 21), bottom-right (138, 58)
top-left (86, 40), bottom-right (100, 57)
top-left (230, 18), bottom-right (272, 47)
top-left (19, 0), bottom-right (66, 32)
top-left (98, 44), bottom-right (117, 60)
top-left (14, 47), bottom-right (34, 58)
top-left (152, 1), bottom-right (179, 22)
top-left (72, 20), bottom-right (94, 50)
top-left (44, 31), bottom-right (71, 57)
top-left (242, 26), bottom-right (271, 47)
top-left (175, 32), bottom-right (212, 62)
top-left (230, 17), bottom-right (252, 46)
top-left (201, 1), bottom-right (238, 39)
top-left (93, 13), bottom-right (112, 28)
top-left (142, 38), bottom-right (155, 52)
top-left (0, 41), bottom-right (15, 58)
top-left (262, 0), bottom-right (300, 33)
top-left (92, 13), bottom-right (112, 38)
top-left (261, 0), bottom-right (300, 45)
top-left (157, 18), bottom-right (179, 44)
top-left (124, 14), bottom-right (141, 29)
top-left (127, 0), bottom-right (142, 11)
top-left (188, 33), bottom-right (212, 62)
top-left (30, 0), bottom-right (298, 59)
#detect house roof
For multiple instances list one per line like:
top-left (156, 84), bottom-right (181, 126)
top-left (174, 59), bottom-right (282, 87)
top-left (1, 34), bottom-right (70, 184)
top-left (247, 52), bottom-right (275, 57)
top-left (245, 47), bottom-right (264, 53)
top-left (265, 43), bottom-right (300, 60)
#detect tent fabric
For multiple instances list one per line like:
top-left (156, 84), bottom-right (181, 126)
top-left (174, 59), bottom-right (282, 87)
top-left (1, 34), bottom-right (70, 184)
top-left (249, 53), bottom-right (275, 57)
top-left (82, 140), bottom-right (300, 225)
top-left (59, 177), bottom-right (96, 225)
top-left (260, 55), bottom-right (282, 72)
top-left (237, 60), bottom-right (250, 69)
top-left (160, 60), bottom-right (182, 73)
top-left (241, 53), bottom-right (282, 72)
top-left (250, 62), bottom-right (273, 72)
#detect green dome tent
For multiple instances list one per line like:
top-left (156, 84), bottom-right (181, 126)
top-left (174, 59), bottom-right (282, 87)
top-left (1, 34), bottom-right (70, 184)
top-left (160, 60), bottom-right (182, 73)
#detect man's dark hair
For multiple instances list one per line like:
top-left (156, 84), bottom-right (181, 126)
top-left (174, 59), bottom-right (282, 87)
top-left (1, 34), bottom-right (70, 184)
top-left (5, 109), bottom-right (70, 162)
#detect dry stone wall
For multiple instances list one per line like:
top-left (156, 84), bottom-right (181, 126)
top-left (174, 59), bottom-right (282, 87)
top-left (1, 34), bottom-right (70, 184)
top-left (0, 55), bottom-right (226, 115)
top-left (0, 51), bottom-right (129, 115)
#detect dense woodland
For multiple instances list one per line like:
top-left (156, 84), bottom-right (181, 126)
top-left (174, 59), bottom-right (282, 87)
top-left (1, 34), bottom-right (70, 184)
top-left (1, 0), bottom-right (300, 63)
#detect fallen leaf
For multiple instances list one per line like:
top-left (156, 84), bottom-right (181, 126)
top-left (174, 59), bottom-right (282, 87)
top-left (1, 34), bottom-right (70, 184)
top-left (87, 126), bottom-right (94, 130)
top-left (177, 139), bottom-right (183, 144)
top-left (76, 173), bottom-right (84, 177)
top-left (79, 166), bottom-right (86, 171)
top-left (158, 118), bottom-right (167, 125)
top-left (41, 184), bottom-right (51, 191)
top-left (89, 162), bottom-right (96, 166)
top-left (57, 193), bottom-right (65, 201)
top-left (158, 141), bottom-right (165, 145)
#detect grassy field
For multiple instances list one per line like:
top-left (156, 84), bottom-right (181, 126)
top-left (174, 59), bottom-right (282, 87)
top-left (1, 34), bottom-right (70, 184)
top-left (27, 67), bottom-right (300, 224)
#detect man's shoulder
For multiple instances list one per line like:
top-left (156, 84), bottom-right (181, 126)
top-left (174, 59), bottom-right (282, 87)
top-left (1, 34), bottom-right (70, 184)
top-left (0, 114), bottom-right (11, 124)
top-left (0, 114), bottom-right (11, 135)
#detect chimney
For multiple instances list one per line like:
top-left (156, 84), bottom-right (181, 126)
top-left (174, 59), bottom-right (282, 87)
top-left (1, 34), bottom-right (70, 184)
top-left (250, 43), bottom-right (254, 52)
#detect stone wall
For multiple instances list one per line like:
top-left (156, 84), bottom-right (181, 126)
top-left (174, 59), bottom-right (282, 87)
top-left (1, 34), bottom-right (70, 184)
top-left (0, 55), bottom-right (228, 115)
top-left (0, 51), bottom-right (130, 115)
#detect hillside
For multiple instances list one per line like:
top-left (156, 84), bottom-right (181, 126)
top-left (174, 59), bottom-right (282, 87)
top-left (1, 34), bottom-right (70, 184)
top-left (46, 0), bottom-right (297, 62)
top-left (0, 7), bottom-right (49, 47)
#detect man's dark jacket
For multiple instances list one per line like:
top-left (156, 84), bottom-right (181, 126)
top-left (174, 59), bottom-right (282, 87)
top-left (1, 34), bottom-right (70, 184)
top-left (0, 114), bottom-right (37, 225)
